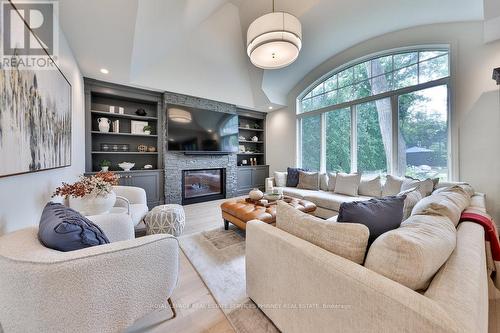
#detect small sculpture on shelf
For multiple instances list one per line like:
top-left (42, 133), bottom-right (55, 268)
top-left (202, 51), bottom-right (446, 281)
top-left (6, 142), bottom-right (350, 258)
top-left (144, 164), bottom-right (153, 169)
top-left (138, 144), bottom-right (148, 152)
top-left (135, 108), bottom-right (147, 116)
top-left (147, 146), bottom-right (156, 152)
top-left (251, 136), bottom-right (259, 142)
top-left (99, 160), bottom-right (111, 172)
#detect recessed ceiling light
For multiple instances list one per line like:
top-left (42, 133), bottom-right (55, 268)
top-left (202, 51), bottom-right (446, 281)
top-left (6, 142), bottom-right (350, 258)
top-left (207, 129), bottom-right (213, 133)
top-left (268, 106), bottom-right (273, 110)
top-left (100, 68), bottom-right (109, 74)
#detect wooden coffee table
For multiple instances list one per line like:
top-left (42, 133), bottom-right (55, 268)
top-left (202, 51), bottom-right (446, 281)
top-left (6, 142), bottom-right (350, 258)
top-left (220, 196), bottom-right (316, 230)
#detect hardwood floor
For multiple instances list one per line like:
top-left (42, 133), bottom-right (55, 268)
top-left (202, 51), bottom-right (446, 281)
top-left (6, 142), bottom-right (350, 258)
top-left (130, 197), bottom-right (242, 333)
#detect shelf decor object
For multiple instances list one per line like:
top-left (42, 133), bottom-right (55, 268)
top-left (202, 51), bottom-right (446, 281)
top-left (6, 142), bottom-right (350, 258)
top-left (246, 0), bottom-right (302, 70)
top-left (131, 120), bottom-right (149, 134)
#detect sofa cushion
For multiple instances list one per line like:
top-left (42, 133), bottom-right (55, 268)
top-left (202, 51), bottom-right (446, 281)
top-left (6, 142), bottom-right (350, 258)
top-left (334, 173), bottom-right (361, 196)
top-left (358, 176), bottom-right (382, 197)
top-left (337, 196), bottom-right (406, 244)
top-left (286, 167), bottom-right (308, 187)
top-left (382, 175), bottom-right (404, 196)
top-left (297, 171), bottom-right (320, 190)
top-left (304, 191), bottom-right (372, 212)
top-left (280, 187), bottom-right (319, 199)
top-left (276, 202), bottom-right (369, 264)
top-left (274, 171), bottom-right (287, 187)
top-left (38, 202), bottom-right (110, 252)
top-left (319, 173), bottom-right (329, 191)
top-left (411, 186), bottom-right (471, 226)
top-left (364, 214), bottom-right (456, 290)
top-left (327, 172), bottom-right (336, 191)
top-left (399, 187), bottom-right (423, 221)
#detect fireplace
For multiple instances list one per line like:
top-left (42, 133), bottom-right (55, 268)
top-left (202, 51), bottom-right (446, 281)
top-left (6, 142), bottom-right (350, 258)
top-left (182, 168), bottom-right (226, 205)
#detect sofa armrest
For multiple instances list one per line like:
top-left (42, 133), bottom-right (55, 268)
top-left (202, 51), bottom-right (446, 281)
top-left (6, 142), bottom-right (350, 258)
top-left (246, 220), bottom-right (460, 333)
top-left (0, 234), bottom-right (179, 333)
top-left (112, 185), bottom-right (147, 205)
top-left (265, 177), bottom-right (275, 193)
top-left (87, 213), bottom-right (135, 242)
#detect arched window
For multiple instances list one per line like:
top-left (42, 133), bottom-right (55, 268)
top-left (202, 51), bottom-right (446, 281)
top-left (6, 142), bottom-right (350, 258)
top-left (298, 47), bottom-right (450, 180)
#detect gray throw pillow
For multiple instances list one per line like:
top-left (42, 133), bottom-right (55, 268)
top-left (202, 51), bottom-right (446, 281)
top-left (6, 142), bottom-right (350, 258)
top-left (38, 202), bottom-right (110, 252)
top-left (286, 167), bottom-right (308, 187)
top-left (337, 196), bottom-right (406, 244)
top-left (297, 171), bottom-right (320, 190)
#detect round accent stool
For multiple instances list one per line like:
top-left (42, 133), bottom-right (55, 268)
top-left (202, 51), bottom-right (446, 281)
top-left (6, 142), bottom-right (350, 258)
top-left (145, 204), bottom-right (186, 236)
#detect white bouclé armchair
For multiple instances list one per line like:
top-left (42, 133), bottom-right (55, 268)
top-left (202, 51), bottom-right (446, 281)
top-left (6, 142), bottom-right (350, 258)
top-left (0, 222), bottom-right (179, 333)
top-left (112, 185), bottom-right (149, 226)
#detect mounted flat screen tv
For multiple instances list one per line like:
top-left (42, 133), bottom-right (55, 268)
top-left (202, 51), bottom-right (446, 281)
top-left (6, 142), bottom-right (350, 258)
top-left (167, 105), bottom-right (239, 153)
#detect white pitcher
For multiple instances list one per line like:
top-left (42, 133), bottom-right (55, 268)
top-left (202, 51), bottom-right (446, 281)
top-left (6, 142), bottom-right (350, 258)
top-left (98, 117), bottom-right (111, 132)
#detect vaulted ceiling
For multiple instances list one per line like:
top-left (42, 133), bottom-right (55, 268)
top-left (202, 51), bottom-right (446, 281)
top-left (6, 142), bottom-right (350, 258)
top-left (59, 0), bottom-right (484, 111)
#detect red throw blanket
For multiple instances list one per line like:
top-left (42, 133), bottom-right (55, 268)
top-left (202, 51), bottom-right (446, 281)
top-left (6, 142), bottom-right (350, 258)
top-left (460, 212), bottom-right (500, 261)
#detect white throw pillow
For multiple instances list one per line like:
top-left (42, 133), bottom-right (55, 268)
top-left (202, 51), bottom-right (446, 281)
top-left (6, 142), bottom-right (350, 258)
top-left (364, 214), bottom-right (456, 290)
top-left (334, 173), bottom-right (362, 197)
top-left (274, 171), bottom-right (287, 187)
top-left (327, 172), bottom-right (336, 192)
top-left (319, 173), bottom-right (329, 191)
top-left (398, 187), bottom-right (422, 221)
top-left (276, 202), bottom-right (369, 264)
top-left (401, 178), bottom-right (435, 197)
top-left (358, 176), bottom-right (382, 197)
top-left (382, 175), bottom-right (404, 196)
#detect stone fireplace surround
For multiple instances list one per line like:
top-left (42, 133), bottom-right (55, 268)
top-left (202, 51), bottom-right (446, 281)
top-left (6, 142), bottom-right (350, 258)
top-left (163, 92), bottom-right (238, 204)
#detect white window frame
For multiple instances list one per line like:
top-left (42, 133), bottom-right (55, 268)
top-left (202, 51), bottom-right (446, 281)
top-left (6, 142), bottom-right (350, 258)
top-left (297, 46), bottom-right (451, 179)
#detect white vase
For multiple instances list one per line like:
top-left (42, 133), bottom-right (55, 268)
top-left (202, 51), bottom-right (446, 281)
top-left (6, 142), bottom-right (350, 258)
top-left (69, 191), bottom-right (116, 216)
top-left (249, 188), bottom-right (264, 200)
top-left (98, 117), bottom-right (111, 132)
top-left (144, 130), bottom-right (151, 135)
top-left (101, 166), bottom-right (109, 172)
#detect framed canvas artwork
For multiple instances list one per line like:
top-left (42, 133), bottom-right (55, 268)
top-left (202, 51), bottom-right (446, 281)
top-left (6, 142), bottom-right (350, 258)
top-left (0, 2), bottom-right (72, 177)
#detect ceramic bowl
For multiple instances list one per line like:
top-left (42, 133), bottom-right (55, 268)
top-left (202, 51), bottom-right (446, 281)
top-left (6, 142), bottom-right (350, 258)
top-left (118, 162), bottom-right (135, 171)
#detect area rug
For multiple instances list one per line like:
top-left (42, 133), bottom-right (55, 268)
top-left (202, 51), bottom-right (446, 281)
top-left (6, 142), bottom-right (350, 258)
top-left (179, 226), bottom-right (279, 333)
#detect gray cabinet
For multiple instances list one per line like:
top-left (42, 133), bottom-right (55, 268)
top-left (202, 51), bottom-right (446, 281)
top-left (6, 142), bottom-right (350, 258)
top-left (118, 170), bottom-right (164, 208)
top-left (236, 165), bottom-right (269, 195)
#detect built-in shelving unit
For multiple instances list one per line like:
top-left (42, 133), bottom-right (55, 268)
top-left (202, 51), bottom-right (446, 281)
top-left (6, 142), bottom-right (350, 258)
top-left (84, 78), bottom-right (165, 208)
top-left (237, 111), bottom-right (266, 167)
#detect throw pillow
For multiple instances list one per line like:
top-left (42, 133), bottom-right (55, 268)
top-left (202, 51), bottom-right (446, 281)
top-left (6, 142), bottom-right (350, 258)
top-left (319, 173), bottom-right (329, 191)
top-left (364, 214), bottom-right (456, 290)
top-left (382, 175), bottom-right (404, 196)
top-left (286, 167), bottom-right (308, 187)
top-left (337, 195), bottom-right (405, 244)
top-left (327, 172), bottom-right (337, 191)
top-left (358, 176), bottom-right (382, 197)
top-left (276, 202), bottom-right (369, 264)
top-left (297, 171), bottom-right (320, 190)
top-left (401, 177), bottom-right (435, 197)
top-left (38, 202), bottom-right (110, 252)
top-left (334, 173), bottom-right (362, 196)
top-left (273, 171), bottom-right (287, 187)
top-left (398, 187), bottom-right (422, 221)
top-left (411, 186), bottom-right (471, 226)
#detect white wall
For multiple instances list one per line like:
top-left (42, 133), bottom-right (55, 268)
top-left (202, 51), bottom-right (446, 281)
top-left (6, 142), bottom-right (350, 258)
top-left (0, 31), bottom-right (85, 236)
top-left (266, 21), bottom-right (500, 222)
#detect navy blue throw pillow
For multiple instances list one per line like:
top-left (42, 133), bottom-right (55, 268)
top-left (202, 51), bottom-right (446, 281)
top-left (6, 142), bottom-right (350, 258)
top-left (38, 202), bottom-right (110, 252)
top-left (337, 196), bottom-right (406, 245)
top-left (286, 167), bottom-right (308, 187)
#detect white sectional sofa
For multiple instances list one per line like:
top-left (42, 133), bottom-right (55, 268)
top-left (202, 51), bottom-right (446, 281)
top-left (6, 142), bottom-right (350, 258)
top-left (249, 177), bottom-right (495, 332)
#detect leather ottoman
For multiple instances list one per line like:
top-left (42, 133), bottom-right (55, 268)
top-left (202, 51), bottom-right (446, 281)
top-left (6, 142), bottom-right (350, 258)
top-left (220, 197), bottom-right (317, 230)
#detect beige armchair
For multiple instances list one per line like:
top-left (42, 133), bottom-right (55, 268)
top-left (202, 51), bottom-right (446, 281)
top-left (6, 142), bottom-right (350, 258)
top-left (0, 227), bottom-right (179, 333)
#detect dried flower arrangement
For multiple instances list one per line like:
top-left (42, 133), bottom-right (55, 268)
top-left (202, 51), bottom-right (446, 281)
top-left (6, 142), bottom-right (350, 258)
top-left (53, 172), bottom-right (120, 198)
